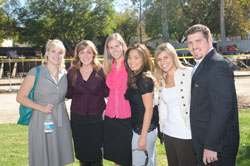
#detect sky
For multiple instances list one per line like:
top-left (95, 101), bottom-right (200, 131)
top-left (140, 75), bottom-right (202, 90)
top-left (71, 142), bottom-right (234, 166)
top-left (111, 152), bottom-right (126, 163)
top-left (113, 0), bottom-right (133, 12)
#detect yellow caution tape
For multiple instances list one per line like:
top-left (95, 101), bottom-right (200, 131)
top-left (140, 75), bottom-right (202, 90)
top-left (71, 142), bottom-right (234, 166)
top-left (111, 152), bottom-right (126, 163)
top-left (1, 54), bottom-right (250, 62)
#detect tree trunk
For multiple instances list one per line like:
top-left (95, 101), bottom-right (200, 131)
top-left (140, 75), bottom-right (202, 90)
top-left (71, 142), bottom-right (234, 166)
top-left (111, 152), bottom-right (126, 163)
top-left (139, 0), bottom-right (143, 43)
top-left (161, 0), bottom-right (169, 42)
top-left (220, 0), bottom-right (226, 51)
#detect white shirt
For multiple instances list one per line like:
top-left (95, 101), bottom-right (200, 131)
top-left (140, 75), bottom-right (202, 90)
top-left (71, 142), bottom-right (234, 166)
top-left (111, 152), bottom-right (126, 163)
top-left (162, 86), bottom-right (192, 139)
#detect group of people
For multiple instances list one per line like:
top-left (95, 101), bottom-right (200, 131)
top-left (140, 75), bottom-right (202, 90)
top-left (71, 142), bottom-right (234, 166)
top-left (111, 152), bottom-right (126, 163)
top-left (16, 24), bottom-right (239, 166)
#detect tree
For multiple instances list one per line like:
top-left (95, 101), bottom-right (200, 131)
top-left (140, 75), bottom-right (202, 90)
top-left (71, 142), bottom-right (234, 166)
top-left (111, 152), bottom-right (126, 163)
top-left (144, 0), bottom-right (190, 42)
top-left (131, 0), bottom-right (149, 42)
top-left (113, 9), bottom-right (139, 45)
top-left (160, 0), bottom-right (169, 42)
top-left (144, 0), bottom-right (250, 42)
top-left (17, 0), bottom-right (115, 50)
top-left (0, 0), bottom-right (20, 43)
top-left (223, 0), bottom-right (250, 39)
top-left (220, 0), bottom-right (226, 42)
top-left (220, 0), bottom-right (226, 51)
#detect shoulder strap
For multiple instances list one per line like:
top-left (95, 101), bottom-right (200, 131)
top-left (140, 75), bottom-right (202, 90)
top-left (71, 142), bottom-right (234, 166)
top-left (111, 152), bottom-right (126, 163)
top-left (32, 66), bottom-right (40, 91)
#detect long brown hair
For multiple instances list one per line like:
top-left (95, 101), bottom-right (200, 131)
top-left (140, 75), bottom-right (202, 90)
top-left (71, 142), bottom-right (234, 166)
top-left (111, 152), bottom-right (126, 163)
top-left (124, 43), bottom-right (152, 90)
top-left (71, 40), bottom-right (101, 87)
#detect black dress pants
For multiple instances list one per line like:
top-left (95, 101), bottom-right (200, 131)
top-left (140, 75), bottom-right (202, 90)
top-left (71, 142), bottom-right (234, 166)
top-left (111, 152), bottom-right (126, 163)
top-left (163, 134), bottom-right (196, 166)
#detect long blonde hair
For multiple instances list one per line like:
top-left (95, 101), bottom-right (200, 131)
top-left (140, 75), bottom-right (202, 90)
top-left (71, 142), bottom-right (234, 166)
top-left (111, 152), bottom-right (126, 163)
top-left (44, 39), bottom-right (66, 69)
top-left (154, 42), bottom-right (185, 86)
top-left (103, 33), bottom-right (127, 75)
top-left (71, 40), bottom-right (101, 87)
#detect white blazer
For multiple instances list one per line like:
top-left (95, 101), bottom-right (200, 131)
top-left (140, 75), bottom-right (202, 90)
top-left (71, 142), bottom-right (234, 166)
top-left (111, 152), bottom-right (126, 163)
top-left (157, 68), bottom-right (192, 133)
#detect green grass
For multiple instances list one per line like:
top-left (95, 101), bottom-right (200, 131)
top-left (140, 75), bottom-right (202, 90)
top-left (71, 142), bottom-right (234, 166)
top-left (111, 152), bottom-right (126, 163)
top-left (0, 124), bottom-right (167, 166)
top-left (236, 110), bottom-right (250, 166)
top-left (0, 110), bottom-right (249, 166)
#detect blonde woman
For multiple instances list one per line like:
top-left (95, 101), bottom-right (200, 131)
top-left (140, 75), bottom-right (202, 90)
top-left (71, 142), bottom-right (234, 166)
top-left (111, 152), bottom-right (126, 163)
top-left (16, 39), bottom-right (74, 166)
top-left (154, 43), bottom-right (196, 166)
top-left (66, 40), bottom-right (109, 166)
top-left (103, 33), bottom-right (132, 166)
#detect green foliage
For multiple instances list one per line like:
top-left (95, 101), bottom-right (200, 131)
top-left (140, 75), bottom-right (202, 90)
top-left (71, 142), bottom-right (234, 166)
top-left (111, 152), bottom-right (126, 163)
top-left (0, 0), bottom-right (20, 43)
top-left (144, 0), bottom-right (161, 39)
top-left (224, 0), bottom-right (250, 39)
top-left (1, 0), bottom-right (250, 47)
top-left (143, 0), bottom-right (250, 42)
top-left (17, 0), bottom-right (116, 50)
top-left (113, 9), bottom-right (139, 45)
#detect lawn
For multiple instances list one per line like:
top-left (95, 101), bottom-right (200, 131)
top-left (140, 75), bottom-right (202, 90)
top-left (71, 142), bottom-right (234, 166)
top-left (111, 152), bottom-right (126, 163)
top-left (0, 110), bottom-right (249, 166)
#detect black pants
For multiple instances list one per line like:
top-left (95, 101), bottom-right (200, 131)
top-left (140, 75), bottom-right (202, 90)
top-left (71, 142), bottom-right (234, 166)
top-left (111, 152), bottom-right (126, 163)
top-left (163, 134), bottom-right (196, 166)
top-left (80, 161), bottom-right (103, 166)
top-left (196, 151), bottom-right (237, 166)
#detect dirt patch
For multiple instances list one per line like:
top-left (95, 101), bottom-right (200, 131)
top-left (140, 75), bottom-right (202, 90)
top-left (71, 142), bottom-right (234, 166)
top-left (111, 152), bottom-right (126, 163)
top-left (235, 76), bottom-right (250, 110)
top-left (0, 76), bottom-right (249, 124)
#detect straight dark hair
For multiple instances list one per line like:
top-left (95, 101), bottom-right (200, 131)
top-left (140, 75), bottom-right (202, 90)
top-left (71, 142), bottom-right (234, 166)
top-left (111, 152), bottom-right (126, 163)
top-left (124, 43), bottom-right (152, 90)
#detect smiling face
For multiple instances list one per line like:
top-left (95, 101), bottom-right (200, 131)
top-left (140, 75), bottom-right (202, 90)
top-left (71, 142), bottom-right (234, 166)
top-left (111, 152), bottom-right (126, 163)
top-left (156, 51), bottom-right (177, 74)
top-left (108, 39), bottom-right (124, 62)
top-left (187, 32), bottom-right (212, 60)
top-left (127, 49), bottom-right (143, 72)
top-left (46, 45), bottom-right (64, 66)
top-left (78, 46), bottom-right (94, 66)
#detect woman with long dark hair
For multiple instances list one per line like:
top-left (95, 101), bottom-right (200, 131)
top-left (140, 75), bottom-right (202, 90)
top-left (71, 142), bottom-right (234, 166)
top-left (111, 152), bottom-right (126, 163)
top-left (124, 43), bottom-right (158, 166)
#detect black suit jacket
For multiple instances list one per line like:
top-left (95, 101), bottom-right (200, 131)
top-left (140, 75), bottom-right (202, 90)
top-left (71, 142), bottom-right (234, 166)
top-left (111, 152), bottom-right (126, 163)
top-left (190, 49), bottom-right (239, 159)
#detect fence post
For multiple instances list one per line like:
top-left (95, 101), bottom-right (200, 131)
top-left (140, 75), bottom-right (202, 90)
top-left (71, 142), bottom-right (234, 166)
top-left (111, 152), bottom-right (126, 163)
top-left (0, 62), bottom-right (4, 78)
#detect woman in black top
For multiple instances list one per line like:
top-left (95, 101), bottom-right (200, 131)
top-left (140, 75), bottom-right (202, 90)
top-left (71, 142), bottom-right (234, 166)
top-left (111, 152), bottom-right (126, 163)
top-left (124, 43), bottom-right (158, 166)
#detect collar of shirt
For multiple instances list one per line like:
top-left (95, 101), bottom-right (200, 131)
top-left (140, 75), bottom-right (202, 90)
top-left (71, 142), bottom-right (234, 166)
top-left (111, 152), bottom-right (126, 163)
top-left (194, 47), bottom-right (214, 65)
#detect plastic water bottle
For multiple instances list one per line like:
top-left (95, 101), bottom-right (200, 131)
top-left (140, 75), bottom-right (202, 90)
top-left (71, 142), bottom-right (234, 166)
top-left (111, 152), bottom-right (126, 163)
top-left (44, 114), bottom-right (54, 133)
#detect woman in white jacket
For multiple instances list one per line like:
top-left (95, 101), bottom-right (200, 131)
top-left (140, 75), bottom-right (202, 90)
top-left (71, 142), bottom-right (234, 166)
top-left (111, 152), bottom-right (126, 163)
top-left (154, 43), bottom-right (196, 166)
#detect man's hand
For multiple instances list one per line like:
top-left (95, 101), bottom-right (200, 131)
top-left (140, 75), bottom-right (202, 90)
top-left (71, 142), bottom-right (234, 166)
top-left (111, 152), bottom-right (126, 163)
top-left (203, 149), bottom-right (218, 165)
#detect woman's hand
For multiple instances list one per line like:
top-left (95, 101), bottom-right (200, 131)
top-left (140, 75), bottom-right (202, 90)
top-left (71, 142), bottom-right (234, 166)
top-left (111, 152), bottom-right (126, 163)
top-left (41, 104), bottom-right (54, 113)
top-left (138, 135), bottom-right (147, 151)
top-left (143, 71), bottom-right (158, 88)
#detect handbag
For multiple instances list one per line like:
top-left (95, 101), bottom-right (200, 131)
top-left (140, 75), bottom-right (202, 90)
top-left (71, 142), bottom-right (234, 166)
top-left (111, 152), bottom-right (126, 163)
top-left (153, 91), bottom-right (164, 144)
top-left (17, 66), bottom-right (40, 126)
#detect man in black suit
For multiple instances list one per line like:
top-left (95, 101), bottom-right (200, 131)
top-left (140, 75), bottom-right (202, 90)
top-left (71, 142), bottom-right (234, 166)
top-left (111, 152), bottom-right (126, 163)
top-left (186, 24), bottom-right (239, 166)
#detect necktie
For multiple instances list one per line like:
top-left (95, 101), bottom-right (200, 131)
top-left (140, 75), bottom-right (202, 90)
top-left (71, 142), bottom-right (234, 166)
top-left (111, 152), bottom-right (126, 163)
top-left (192, 61), bottom-right (200, 76)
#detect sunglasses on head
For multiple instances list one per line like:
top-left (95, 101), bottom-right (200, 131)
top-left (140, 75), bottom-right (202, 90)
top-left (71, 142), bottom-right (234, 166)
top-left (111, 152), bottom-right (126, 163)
top-left (132, 148), bottom-right (149, 166)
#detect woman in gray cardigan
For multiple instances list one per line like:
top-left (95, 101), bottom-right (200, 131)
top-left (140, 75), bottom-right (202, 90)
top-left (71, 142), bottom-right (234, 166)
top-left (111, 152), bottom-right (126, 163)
top-left (154, 43), bottom-right (196, 166)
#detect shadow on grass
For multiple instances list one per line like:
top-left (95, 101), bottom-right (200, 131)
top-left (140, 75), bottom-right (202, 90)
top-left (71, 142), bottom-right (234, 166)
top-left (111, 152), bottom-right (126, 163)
top-left (236, 146), bottom-right (250, 166)
top-left (236, 131), bottom-right (250, 166)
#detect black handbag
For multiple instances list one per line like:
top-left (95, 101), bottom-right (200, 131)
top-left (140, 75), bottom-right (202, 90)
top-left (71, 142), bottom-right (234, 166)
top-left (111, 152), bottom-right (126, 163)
top-left (153, 105), bottom-right (163, 144)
